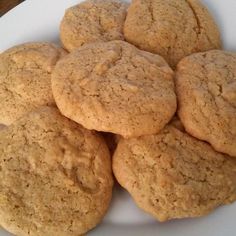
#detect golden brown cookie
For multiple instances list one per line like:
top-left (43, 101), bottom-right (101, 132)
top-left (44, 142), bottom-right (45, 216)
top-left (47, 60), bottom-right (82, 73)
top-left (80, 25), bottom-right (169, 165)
top-left (0, 106), bottom-right (113, 236)
top-left (113, 123), bottom-right (236, 222)
top-left (51, 40), bottom-right (176, 138)
top-left (124, 0), bottom-right (221, 67)
top-left (0, 42), bottom-right (66, 125)
top-left (176, 50), bottom-right (236, 157)
top-left (60, 0), bottom-right (128, 51)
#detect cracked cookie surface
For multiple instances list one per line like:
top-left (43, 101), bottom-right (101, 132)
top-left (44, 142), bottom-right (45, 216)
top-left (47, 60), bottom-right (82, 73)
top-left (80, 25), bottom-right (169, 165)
top-left (113, 123), bottom-right (236, 221)
top-left (176, 50), bottom-right (236, 157)
top-left (0, 42), bottom-right (66, 125)
top-left (51, 40), bottom-right (177, 137)
top-left (124, 0), bottom-right (221, 67)
top-left (0, 106), bottom-right (113, 236)
top-left (60, 0), bottom-right (128, 51)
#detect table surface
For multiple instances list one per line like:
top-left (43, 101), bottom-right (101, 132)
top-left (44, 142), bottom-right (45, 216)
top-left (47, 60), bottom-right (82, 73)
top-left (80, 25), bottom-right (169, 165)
top-left (0, 0), bottom-right (24, 16)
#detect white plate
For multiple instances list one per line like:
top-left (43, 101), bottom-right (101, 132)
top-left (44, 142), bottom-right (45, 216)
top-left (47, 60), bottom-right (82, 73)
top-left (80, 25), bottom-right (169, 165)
top-left (0, 0), bottom-right (236, 235)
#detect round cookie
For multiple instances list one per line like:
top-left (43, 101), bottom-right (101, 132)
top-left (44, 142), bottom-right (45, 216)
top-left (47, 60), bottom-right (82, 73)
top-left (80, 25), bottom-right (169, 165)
top-left (60, 0), bottom-right (128, 52)
top-left (113, 123), bottom-right (236, 222)
top-left (0, 42), bottom-right (66, 125)
top-left (0, 106), bottom-right (113, 236)
top-left (176, 50), bottom-right (236, 157)
top-left (52, 40), bottom-right (177, 138)
top-left (124, 0), bottom-right (221, 67)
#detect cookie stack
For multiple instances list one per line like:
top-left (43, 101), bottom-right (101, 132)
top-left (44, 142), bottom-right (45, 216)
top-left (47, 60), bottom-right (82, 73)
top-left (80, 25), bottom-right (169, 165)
top-left (0, 0), bottom-right (236, 235)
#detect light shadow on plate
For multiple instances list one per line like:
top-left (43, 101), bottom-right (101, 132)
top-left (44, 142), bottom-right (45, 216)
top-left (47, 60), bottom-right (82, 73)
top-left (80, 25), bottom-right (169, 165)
top-left (89, 182), bottom-right (236, 236)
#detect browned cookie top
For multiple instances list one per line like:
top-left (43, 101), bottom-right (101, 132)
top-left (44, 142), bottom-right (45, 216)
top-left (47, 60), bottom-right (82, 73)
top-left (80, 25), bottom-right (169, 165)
top-left (124, 0), bottom-right (221, 67)
top-left (52, 40), bottom-right (176, 137)
top-left (0, 107), bottom-right (113, 236)
top-left (60, 0), bottom-right (128, 51)
top-left (0, 42), bottom-right (66, 125)
top-left (113, 123), bottom-right (236, 221)
top-left (176, 50), bottom-right (236, 157)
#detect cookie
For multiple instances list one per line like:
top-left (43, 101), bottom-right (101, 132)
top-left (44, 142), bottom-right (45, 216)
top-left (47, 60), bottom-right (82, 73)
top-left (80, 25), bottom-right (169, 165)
top-left (51, 40), bottom-right (177, 137)
top-left (124, 0), bottom-right (221, 67)
top-left (0, 106), bottom-right (113, 236)
top-left (176, 50), bottom-right (236, 157)
top-left (113, 123), bottom-right (236, 221)
top-left (0, 42), bottom-right (66, 125)
top-left (60, 0), bottom-right (128, 52)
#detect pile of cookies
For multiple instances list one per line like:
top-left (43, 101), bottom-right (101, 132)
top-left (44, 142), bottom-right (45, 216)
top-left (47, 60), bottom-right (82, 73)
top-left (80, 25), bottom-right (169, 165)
top-left (0, 0), bottom-right (236, 235)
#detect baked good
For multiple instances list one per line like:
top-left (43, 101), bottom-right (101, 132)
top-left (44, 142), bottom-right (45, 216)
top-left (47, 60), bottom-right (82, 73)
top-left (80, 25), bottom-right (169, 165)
top-left (51, 40), bottom-right (176, 137)
top-left (124, 0), bottom-right (221, 67)
top-left (113, 123), bottom-right (236, 221)
top-left (0, 42), bottom-right (66, 125)
top-left (176, 50), bottom-right (236, 157)
top-left (60, 0), bottom-right (128, 51)
top-left (0, 106), bottom-right (113, 236)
